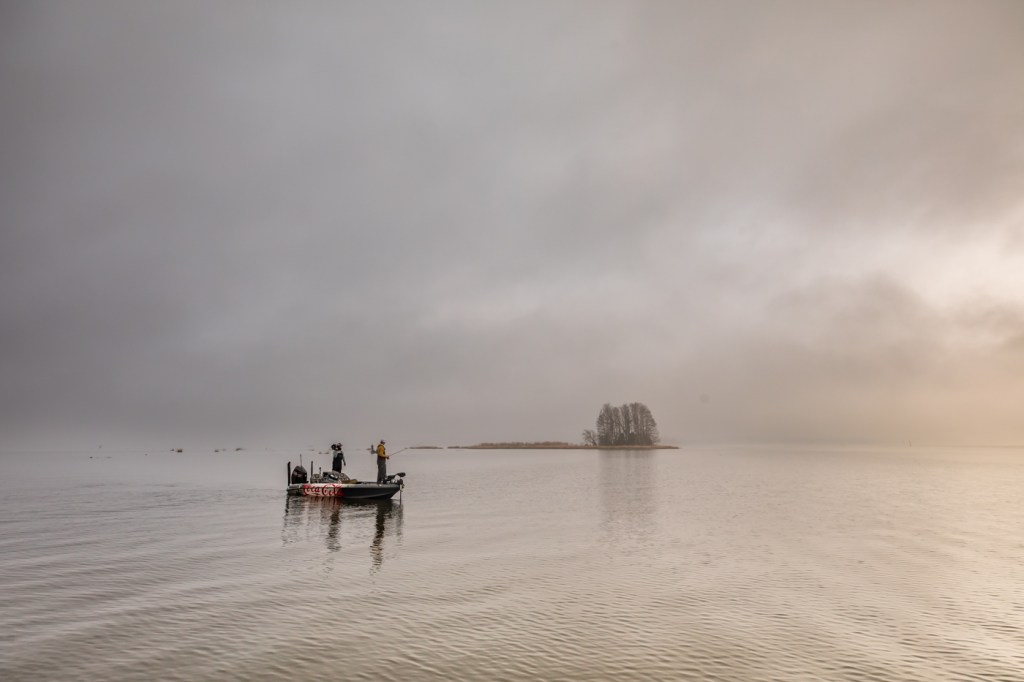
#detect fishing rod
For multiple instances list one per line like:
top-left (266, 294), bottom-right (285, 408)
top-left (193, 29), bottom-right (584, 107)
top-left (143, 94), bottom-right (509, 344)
top-left (368, 445), bottom-right (410, 457)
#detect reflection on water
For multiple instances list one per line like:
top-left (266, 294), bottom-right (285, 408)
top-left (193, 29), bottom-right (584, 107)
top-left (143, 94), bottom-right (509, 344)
top-left (599, 450), bottom-right (656, 546)
top-left (282, 496), bottom-right (404, 571)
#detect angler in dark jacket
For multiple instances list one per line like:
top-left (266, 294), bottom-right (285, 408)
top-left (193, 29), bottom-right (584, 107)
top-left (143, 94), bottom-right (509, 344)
top-left (331, 443), bottom-right (346, 473)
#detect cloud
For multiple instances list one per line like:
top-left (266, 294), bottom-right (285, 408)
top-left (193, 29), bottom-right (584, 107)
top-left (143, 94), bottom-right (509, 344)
top-left (2, 1), bottom-right (1023, 448)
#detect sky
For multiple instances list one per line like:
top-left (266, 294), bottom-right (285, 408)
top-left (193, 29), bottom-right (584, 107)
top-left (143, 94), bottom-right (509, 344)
top-left (2, 1), bottom-right (1023, 450)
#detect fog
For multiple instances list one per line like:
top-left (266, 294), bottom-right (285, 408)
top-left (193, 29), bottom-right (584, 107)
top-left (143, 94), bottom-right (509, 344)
top-left (2, 1), bottom-right (1022, 450)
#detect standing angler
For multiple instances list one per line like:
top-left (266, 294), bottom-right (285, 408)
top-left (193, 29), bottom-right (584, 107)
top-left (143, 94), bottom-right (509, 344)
top-left (331, 443), bottom-right (346, 474)
top-left (375, 440), bottom-right (388, 483)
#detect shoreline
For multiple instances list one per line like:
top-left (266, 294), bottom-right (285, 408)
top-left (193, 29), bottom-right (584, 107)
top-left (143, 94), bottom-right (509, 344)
top-left (438, 444), bottom-right (679, 450)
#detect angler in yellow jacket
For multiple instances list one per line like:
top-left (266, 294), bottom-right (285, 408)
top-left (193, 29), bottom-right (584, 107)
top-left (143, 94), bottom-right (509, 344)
top-left (375, 440), bottom-right (388, 483)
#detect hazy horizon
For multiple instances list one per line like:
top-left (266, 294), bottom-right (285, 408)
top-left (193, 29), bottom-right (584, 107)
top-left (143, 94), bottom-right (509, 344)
top-left (2, 1), bottom-right (1023, 451)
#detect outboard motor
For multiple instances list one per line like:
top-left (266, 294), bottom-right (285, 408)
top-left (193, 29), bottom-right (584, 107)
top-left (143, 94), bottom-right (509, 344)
top-left (290, 465), bottom-right (308, 485)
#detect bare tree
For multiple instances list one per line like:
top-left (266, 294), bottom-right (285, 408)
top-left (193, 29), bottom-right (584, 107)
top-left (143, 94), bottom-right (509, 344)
top-left (634, 402), bottom-right (659, 445)
top-left (622, 403), bottom-right (636, 444)
top-left (609, 405), bottom-right (624, 445)
top-left (596, 403), bottom-right (616, 446)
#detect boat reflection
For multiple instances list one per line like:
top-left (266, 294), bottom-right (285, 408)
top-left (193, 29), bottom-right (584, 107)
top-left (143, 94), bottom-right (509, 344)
top-left (282, 496), bottom-right (404, 570)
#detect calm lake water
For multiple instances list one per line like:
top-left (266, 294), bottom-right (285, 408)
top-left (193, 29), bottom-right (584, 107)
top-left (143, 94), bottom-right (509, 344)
top-left (2, 446), bottom-right (1023, 681)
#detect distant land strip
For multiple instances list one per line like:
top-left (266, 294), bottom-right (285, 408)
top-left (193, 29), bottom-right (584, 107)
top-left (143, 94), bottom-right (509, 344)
top-left (442, 441), bottom-right (679, 450)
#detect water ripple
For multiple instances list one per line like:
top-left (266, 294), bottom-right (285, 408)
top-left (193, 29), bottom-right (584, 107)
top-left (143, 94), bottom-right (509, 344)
top-left (2, 447), bottom-right (1023, 680)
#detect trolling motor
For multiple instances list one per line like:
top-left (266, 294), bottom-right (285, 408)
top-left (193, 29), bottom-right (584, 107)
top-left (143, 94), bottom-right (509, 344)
top-left (383, 472), bottom-right (405, 487)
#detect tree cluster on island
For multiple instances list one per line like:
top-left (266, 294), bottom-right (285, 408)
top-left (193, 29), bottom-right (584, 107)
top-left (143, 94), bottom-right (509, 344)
top-left (582, 402), bottom-right (660, 446)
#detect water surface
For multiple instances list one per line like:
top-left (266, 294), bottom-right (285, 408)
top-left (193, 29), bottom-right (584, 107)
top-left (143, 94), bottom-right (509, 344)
top-left (2, 446), bottom-right (1022, 680)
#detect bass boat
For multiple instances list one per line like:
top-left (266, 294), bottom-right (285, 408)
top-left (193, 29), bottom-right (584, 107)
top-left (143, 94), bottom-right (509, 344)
top-left (287, 461), bottom-right (405, 500)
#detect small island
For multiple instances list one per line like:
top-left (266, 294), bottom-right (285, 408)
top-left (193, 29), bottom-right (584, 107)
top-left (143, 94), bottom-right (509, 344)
top-left (450, 441), bottom-right (677, 450)
top-left (451, 402), bottom-right (677, 450)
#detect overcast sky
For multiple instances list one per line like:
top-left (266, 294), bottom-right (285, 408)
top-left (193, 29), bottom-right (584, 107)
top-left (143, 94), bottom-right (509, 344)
top-left (2, 1), bottom-right (1023, 450)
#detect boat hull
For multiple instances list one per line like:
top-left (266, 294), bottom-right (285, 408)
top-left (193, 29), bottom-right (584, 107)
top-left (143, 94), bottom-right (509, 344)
top-left (287, 482), bottom-right (401, 500)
